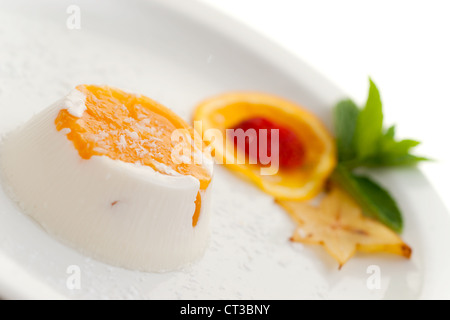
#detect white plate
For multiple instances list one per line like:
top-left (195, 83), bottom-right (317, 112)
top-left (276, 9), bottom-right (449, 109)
top-left (0, 0), bottom-right (449, 300)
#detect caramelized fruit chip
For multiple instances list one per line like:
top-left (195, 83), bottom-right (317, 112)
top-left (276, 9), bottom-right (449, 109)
top-left (276, 186), bottom-right (411, 268)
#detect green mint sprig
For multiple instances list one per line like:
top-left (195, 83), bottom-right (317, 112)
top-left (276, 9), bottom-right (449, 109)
top-left (331, 79), bottom-right (429, 233)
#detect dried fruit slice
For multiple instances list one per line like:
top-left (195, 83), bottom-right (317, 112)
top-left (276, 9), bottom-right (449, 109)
top-left (276, 186), bottom-right (411, 268)
top-left (193, 92), bottom-right (336, 200)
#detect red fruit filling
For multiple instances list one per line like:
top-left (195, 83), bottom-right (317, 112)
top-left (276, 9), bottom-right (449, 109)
top-left (232, 117), bottom-right (305, 169)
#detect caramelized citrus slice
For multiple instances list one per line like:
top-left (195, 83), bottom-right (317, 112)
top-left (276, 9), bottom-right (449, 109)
top-left (193, 92), bottom-right (336, 200)
top-left (55, 85), bottom-right (212, 226)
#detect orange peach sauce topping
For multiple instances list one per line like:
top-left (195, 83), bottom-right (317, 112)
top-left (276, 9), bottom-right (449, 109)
top-left (55, 85), bottom-right (211, 226)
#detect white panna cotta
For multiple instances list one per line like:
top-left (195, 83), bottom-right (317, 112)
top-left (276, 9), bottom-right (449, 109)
top-left (0, 85), bottom-right (213, 272)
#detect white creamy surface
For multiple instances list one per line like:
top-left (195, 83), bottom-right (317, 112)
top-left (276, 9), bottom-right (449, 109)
top-left (0, 2), bottom-right (429, 300)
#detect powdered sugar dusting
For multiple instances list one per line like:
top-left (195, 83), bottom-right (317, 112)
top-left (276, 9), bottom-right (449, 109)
top-left (59, 128), bottom-right (71, 135)
top-left (152, 161), bottom-right (182, 176)
top-left (63, 89), bottom-right (86, 118)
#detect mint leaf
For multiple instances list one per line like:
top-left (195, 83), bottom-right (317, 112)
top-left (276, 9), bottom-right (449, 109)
top-left (332, 165), bottom-right (403, 233)
top-left (354, 78), bottom-right (383, 159)
top-left (368, 125), bottom-right (429, 167)
top-left (351, 175), bottom-right (403, 233)
top-left (381, 139), bottom-right (420, 154)
top-left (379, 125), bottom-right (420, 155)
top-left (331, 78), bottom-right (430, 233)
top-left (364, 154), bottom-right (429, 167)
top-left (383, 125), bottom-right (395, 140)
top-left (334, 99), bottom-right (360, 162)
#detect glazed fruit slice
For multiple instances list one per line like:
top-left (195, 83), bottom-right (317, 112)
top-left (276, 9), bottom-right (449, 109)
top-left (56, 85), bottom-right (212, 226)
top-left (193, 92), bottom-right (336, 200)
top-left (277, 185), bottom-right (411, 268)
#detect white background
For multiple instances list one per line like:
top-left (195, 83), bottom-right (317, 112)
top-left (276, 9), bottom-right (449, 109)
top-left (201, 0), bottom-right (450, 209)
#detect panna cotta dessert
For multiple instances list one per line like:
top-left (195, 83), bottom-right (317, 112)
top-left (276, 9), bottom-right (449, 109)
top-left (0, 85), bottom-right (213, 272)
